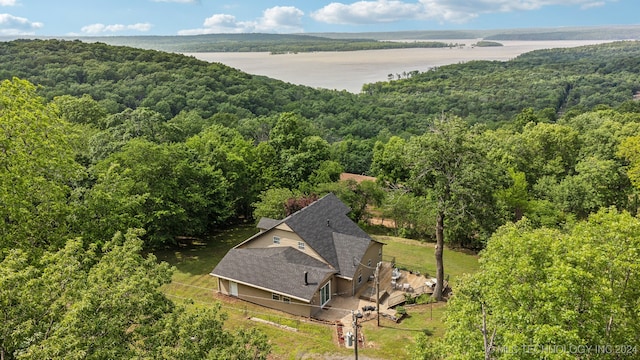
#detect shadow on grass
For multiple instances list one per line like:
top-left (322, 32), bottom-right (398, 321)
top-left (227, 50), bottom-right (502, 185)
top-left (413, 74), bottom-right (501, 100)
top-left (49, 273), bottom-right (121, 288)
top-left (153, 223), bottom-right (259, 276)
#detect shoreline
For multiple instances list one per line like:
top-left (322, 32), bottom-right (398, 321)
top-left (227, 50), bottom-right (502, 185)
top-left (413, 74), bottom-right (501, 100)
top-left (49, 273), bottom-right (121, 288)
top-left (186, 40), bottom-right (614, 93)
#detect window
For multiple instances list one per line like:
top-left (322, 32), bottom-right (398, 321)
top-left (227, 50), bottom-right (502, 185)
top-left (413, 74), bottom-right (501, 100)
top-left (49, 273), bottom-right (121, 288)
top-left (298, 241), bottom-right (305, 250)
top-left (320, 282), bottom-right (331, 306)
top-left (367, 259), bottom-right (372, 267)
top-left (358, 271), bottom-right (362, 284)
top-left (272, 293), bottom-right (280, 301)
top-left (283, 297), bottom-right (291, 304)
top-left (273, 236), bottom-right (280, 244)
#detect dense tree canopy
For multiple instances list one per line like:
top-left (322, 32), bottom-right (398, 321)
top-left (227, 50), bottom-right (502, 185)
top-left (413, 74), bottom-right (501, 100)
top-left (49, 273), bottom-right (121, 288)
top-left (0, 78), bottom-right (83, 255)
top-left (431, 209), bottom-right (640, 359)
top-left (0, 230), bottom-right (270, 360)
top-left (3, 38), bottom-right (640, 359)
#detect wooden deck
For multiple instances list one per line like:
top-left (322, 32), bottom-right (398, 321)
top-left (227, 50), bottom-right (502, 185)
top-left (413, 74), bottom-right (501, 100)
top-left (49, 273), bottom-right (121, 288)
top-left (386, 280), bottom-right (448, 308)
top-left (354, 261), bottom-right (446, 309)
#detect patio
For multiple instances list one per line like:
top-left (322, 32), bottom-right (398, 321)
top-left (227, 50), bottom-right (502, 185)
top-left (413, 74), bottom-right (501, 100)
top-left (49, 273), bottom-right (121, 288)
top-left (314, 261), bottom-right (439, 348)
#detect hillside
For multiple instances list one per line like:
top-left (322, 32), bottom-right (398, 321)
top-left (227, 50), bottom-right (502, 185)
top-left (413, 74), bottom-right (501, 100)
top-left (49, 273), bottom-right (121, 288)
top-left (363, 41), bottom-right (640, 125)
top-left (2, 39), bottom-right (640, 135)
top-left (3, 35), bottom-right (640, 360)
top-left (2, 25), bottom-right (638, 54)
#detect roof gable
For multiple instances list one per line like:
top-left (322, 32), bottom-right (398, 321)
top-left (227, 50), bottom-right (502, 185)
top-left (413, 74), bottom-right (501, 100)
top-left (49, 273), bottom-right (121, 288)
top-left (283, 193), bottom-right (372, 272)
top-left (256, 217), bottom-right (280, 231)
top-left (332, 232), bottom-right (371, 279)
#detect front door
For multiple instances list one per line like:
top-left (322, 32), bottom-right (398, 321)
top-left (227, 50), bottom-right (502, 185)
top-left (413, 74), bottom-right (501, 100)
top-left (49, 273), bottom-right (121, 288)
top-left (229, 281), bottom-right (238, 296)
top-left (320, 281), bottom-right (331, 307)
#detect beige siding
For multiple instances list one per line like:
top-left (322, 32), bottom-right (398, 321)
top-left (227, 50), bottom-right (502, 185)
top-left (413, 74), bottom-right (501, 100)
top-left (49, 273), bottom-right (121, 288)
top-left (335, 276), bottom-right (352, 297)
top-left (237, 229), bottom-right (328, 265)
top-left (216, 278), bottom-right (313, 317)
top-left (352, 241), bottom-right (384, 295)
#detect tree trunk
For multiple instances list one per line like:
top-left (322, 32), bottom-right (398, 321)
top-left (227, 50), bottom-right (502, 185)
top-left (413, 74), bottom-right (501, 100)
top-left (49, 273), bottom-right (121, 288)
top-left (433, 211), bottom-right (445, 301)
top-left (481, 303), bottom-right (496, 360)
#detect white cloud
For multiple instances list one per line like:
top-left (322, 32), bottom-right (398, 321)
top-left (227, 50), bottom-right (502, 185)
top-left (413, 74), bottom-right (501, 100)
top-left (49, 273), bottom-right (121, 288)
top-left (256, 6), bottom-right (305, 32)
top-left (0, 13), bottom-right (43, 35)
top-left (0, 0), bottom-right (18, 6)
top-left (80, 22), bottom-right (152, 34)
top-left (311, 0), bottom-right (424, 24)
top-left (311, 0), bottom-right (614, 25)
top-left (178, 6), bottom-right (304, 35)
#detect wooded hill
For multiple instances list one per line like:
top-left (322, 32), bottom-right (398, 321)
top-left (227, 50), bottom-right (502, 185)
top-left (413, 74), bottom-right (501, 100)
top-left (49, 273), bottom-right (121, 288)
top-left (17, 33), bottom-right (455, 53)
top-left (3, 36), bottom-right (640, 360)
top-left (2, 37), bottom-right (640, 248)
top-left (3, 39), bottom-right (640, 135)
top-left (5, 25), bottom-right (638, 53)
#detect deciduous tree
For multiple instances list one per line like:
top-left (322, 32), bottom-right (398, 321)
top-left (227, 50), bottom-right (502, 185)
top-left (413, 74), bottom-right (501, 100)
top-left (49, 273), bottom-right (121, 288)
top-left (407, 116), bottom-right (499, 300)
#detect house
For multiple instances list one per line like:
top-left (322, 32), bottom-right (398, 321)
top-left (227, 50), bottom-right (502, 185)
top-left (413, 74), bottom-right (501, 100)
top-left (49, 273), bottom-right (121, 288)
top-left (211, 193), bottom-right (384, 318)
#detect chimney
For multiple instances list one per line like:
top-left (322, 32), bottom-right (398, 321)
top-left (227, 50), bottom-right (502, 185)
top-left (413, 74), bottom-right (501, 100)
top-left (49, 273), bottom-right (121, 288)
top-left (304, 271), bottom-right (308, 286)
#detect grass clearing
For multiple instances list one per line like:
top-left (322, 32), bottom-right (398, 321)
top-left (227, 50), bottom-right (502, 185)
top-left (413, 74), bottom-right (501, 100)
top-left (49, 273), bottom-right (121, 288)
top-left (154, 224), bottom-right (479, 359)
top-left (375, 235), bottom-right (480, 286)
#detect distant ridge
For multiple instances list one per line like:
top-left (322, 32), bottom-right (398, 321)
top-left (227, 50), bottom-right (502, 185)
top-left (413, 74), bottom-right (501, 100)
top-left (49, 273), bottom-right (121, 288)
top-left (308, 25), bottom-right (640, 41)
top-left (0, 25), bottom-right (638, 53)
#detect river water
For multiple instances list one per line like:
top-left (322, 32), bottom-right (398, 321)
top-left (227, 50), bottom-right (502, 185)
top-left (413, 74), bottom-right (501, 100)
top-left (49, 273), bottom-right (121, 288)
top-left (186, 40), bottom-right (611, 93)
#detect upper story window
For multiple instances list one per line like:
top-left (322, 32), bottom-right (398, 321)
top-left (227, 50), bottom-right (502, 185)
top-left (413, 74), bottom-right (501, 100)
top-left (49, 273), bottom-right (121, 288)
top-left (368, 259), bottom-right (372, 267)
top-left (273, 236), bottom-right (280, 244)
top-left (298, 241), bottom-right (305, 250)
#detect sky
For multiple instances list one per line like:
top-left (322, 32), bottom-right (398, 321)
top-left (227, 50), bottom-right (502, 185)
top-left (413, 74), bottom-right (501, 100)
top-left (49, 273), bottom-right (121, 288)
top-left (0, 0), bottom-right (638, 37)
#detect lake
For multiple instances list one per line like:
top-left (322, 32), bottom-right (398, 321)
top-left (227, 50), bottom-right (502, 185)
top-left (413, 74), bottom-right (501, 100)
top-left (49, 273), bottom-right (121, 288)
top-left (186, 40), bottom-right (612, 93)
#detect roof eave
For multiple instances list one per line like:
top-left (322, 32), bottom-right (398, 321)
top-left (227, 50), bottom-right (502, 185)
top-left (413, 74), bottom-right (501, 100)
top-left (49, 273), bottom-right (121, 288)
top-left (210, 272), bottom-right (317, 303)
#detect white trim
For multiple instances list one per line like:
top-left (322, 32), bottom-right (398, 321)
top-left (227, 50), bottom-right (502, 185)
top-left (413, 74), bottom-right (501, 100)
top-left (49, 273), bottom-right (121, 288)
top-left (229, 281), bottom-right (238, 296)
top-left (320, 281), bottom-right (331, 307)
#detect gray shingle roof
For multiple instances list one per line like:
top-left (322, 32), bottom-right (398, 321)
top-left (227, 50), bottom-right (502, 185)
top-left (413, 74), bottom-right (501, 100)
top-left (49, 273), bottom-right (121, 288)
top-left (256, 217), bottom-right (280, 231)
top-left (332, 232), bottom-right (371, 279)
top-left (211, 247), bottom-right (336, 302)
top-left (283, 193), bottom-right (372, 275)
top-left (212, 193), bottom-right (377, 300)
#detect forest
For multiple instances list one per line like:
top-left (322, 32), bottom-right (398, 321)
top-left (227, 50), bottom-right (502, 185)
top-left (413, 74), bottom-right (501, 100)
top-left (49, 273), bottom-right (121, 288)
top-left (75, 33), bottom-right (455, 53)
top-left (2, 39), bottom-right (640, 358)
top-left (40, 25), bottom-right (640, 52)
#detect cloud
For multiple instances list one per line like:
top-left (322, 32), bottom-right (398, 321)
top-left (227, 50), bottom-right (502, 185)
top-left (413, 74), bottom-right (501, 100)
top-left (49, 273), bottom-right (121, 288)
top-left (179, 6), bottom-right (304, 34)
top-left (0, 0), bottom-right (18, 6)
top-left (80, 22), bottom-right (153, 34)
top-left (0, 13), bottom-right (43, 35)
top-left (257, 6), bottom-right (305, 32)
top-left (311, 0), bottom-right (424, 24)
top-left (311, 0), bottom-right (613, 25)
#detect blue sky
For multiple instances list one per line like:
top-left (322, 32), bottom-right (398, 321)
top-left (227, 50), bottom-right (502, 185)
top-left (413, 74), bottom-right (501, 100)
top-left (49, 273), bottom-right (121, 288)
top-left (0, 0), bottom-right (638, 36)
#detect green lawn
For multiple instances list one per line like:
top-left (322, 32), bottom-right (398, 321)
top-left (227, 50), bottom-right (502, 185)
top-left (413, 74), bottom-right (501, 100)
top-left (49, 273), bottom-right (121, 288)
top-left (374, 235), bottom-right (480, 286)
top-left (154, 225), bottom-right (479, 359)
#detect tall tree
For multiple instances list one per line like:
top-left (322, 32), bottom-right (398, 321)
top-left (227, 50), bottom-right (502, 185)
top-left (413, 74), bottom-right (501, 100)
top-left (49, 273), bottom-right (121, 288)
top-left (406, 116), bottom-right (499, 300)
top-left (186, 124), bottom-right (257, 218)
top-left (1, 229), bottom-right (270, 360)
top-left (0, 78), bottom-right (83, 255)
top-left (438, 209), bottom-right (640, 359)
top-left (91, 139), bottom-right (232, 246)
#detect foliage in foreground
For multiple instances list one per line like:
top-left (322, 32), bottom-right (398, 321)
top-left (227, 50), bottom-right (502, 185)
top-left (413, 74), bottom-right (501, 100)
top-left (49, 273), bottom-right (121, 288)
top-left (0, 229), bottom-right (270, 360)
top-left (413, 209), bottom-right (640, 359)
